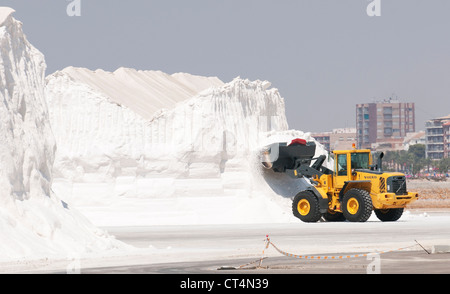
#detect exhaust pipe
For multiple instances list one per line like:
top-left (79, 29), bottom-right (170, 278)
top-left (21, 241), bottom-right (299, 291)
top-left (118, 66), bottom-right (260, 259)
top-left (377, 152), bottom-right (384, 172)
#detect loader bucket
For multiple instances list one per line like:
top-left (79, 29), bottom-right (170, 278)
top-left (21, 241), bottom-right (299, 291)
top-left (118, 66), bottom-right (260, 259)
top-left (261, 140), bottom-right (316, 173)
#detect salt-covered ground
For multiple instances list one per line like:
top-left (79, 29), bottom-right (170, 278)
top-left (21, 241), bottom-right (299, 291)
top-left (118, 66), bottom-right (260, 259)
top-left (1, 209), bottom-right (449, 274)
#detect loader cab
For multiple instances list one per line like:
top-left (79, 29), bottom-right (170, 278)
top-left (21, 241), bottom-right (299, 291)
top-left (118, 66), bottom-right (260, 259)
top-left (333, 149), bottom-right (372, 189)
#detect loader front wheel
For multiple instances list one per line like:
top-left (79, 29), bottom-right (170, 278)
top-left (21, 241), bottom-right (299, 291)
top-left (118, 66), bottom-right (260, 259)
top-left (342, 189), bottom-right (373, 222)
top-left (292, 191), bottom-right (322, 223)
top-left (375, 208), bottom-right (403, 222)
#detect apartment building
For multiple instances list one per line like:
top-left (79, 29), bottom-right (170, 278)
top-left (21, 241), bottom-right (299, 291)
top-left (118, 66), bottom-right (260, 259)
top-left (312, 128), bottom-right (357, 152)
top-left (356, 99), bottom-right (415, 150)
top-left (444, 121), bottom-right (450, 159)
top-left (425, 114), bottom-right (450, 159)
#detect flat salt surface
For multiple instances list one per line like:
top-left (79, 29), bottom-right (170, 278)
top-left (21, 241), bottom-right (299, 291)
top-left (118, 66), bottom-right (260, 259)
top-left (1, 210), bottom-right (449, 274)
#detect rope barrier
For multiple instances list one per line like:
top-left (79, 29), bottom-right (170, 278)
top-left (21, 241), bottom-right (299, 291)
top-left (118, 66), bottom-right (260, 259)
top-left (219, 235), bottom-right (422, 270)
top-left (263, 235), bottom-right (418, 261)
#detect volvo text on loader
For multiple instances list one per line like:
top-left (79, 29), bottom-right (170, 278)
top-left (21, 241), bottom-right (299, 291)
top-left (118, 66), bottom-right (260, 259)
top-left (261, 139), bottom-right (418, 223)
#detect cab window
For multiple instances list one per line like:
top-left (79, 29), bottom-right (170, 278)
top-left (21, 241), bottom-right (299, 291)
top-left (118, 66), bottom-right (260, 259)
top-left (337, 154), bottom-right (347, 176)
top-left (351, 153), bottom-right (370, 170)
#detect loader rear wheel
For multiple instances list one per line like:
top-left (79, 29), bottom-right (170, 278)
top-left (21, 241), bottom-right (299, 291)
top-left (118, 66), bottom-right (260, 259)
top-left (323, 209), bottom-right (346, 222)
top-left (375, 208), bottom-right (403, 222)
top-left (342, 189), bottom-right (373, 222)
top-left (292, 191), bottom-right (322, 223)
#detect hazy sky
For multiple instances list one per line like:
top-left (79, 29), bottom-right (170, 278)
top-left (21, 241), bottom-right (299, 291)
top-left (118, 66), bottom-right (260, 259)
top-left (3, 0), bottom-right (450, 132)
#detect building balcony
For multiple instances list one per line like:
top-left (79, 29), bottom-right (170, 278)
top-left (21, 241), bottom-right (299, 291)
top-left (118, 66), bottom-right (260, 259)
top-left (427, 148), bottom-right (444, 152)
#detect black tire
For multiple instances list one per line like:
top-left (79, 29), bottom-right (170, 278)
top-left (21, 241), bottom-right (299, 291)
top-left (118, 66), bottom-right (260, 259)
top-left (375, 208), bottom-right (404, 222)
top-left (342, 189), bottom-right (373, 222)
top-left (323, 210), bottom-right (346, 222)
top-left (292, 190), bottom-right (322, 223)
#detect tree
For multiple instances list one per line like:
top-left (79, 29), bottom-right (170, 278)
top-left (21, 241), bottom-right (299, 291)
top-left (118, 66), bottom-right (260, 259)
top-left (382, 144), bottom-right (427, 176)
top-left (408, 144), bottom-right (426, 176)
top-left (408, 144), bottom-right (425, 160)
top-left (436, 158), bottom-right (450, 175)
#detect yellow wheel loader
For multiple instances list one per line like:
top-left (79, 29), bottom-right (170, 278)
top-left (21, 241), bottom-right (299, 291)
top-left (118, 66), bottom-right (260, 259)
top-left (262, 139), bottom-right (418, 223)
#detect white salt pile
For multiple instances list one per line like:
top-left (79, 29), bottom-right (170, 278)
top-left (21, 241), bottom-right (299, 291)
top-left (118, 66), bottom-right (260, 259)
top-left (0, 7), bottom-right (125, 261)
top-left (46, 68), bottom-right (330, 226)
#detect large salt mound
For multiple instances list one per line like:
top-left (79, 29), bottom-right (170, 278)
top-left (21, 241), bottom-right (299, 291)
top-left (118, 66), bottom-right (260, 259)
top-left (0, 7), bottom-right (125, 261)
top-left (58, 66), bottom-right (224, 119)
top-left (46, 66), bottom-right (330, 226)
